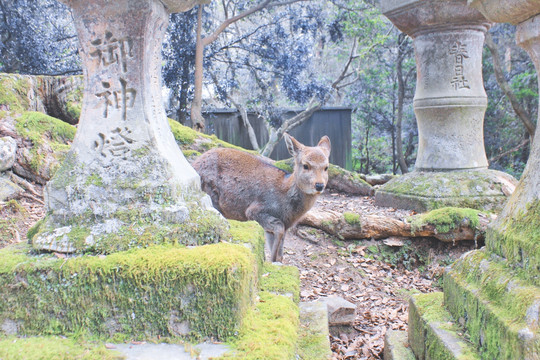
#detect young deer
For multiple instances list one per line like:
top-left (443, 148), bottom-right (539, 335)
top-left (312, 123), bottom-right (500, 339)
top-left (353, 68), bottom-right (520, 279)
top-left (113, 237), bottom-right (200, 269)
top-left (192, 134), bottom-right (331, 262)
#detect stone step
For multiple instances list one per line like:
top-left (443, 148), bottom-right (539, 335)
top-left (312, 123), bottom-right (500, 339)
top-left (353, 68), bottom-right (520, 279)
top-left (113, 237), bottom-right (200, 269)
top-left (444, 248), bottom-right (540, 359)
top-left (297, 300), bottom-right (332, 360)
top-left (408, 292), bottom-right (481, 360)
top-left (383, 330), bottom-right (416, 360)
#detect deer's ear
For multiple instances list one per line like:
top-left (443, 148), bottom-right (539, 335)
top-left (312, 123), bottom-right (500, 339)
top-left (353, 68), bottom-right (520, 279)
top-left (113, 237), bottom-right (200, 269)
top-left (284, 133), bottom-right (303, 157)
top-left (317, 135), bottom-right (331, 157)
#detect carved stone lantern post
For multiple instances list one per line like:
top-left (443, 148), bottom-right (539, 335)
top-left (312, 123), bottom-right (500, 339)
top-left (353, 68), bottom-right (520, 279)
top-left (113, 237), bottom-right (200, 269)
top-left (377, 0), bottom-right (517, 212)
top-left (32, 0), bottom-right (228, 253)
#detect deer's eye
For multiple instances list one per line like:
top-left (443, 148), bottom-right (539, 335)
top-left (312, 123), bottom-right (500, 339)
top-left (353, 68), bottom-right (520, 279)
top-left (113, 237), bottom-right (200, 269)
top-left (324, 166), bottom-right (328, 171)
top-left (303, 164), bottom-right (309, 170)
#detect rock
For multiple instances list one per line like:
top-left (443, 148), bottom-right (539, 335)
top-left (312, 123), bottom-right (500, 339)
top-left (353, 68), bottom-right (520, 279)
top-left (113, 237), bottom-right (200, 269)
top-left (0, 136), bottom-right (17, 172)
top-left (322, 296), bottom-right (356, 326)
top-left (1, 319), bottom-right (19, 335)
top-left (0, 175), bottom-right (23, 201)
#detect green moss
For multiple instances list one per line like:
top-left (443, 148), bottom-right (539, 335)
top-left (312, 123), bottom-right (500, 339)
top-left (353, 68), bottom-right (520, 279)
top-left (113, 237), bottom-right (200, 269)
top-left (0, 336), bottom-right (123, 360)
top-left (445, 249), bottom-right (540, 359)
top-left (84, 174), bottom-right (104, 186)
top-left (0, 75), bottom-right (31, 113)
top-left (411, 207), bottom-right (481, 234)
top-left (0, 242), bottom-right (257, 341)
top-left (27, 219), bottom-right (44, 242)
top-left (343, 212), bottom-right (361, 226)
top-left (168, 119), bottom-right (199, 146)
top-left (15, 111), bottom-right (76, 145)
top-left (182, 150), bottom-right (201, 158)
top-left (487, 200), bottom-right (540, 285)
top-left (260, 264), bottom-right (300, 303)
top-left (224, 291), bottom-right (299, 359)
top-left (273, 159), bottom-right (293, 173)
top-left (228, 220), bottom-right (265, 272)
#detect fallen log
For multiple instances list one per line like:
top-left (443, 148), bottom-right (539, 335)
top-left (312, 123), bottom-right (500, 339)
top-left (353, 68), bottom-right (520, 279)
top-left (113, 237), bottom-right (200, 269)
top-left (298, 207), bottom-right (493, 242)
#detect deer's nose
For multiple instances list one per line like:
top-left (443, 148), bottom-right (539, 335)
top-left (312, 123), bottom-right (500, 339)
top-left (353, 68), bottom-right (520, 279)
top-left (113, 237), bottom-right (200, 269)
top-left (315, 183), bottom-right (324, 192)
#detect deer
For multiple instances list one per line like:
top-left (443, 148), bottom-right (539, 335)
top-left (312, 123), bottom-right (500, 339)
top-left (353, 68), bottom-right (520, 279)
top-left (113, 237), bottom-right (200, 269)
top-left (192, 134), bottom-right (331, 262)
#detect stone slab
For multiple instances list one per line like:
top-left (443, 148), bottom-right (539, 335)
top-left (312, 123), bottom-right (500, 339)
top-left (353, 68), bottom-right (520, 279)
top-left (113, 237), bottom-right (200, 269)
top-left (298, 300), bottom-right (332, 360)
top-left (321, 296), bottom-right (357, 326)
top-left (383, 330), bottom-right (415, 360)
top-left (109, 342), bottom-right (229, 360)
top-left (0, 175), bottom-right (23, 202)
top-left (375, 169), bottom-right (517, 212)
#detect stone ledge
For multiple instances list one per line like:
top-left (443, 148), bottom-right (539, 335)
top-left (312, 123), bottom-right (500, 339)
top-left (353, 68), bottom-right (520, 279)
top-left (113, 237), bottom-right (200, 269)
top-left (383, 330), bottom-right (415, 360)
top-left (444, 250), bottom-right (540, 359)
top-left (408, 292), bottom-right (480, 360)
top-left (375, 170), bottom-right (516, 212)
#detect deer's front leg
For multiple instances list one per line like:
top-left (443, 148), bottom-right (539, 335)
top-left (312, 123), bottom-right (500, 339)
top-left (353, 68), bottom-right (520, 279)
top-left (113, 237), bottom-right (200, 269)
top-left (246, 205), bottom-right (285, 262)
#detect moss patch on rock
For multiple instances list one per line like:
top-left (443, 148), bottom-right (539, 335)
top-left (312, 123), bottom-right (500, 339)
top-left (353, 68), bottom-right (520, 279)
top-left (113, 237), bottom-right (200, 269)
top-left (0, 74), bottom-right (32, 114)
top-left (410, 207), bottom-right (481, 234)
top-left (260, 264), bottom-right (300, 303)
top-left (486, 200), bottom-right (540, 284)
top-left (0, 336), bottom-right (123, 360)
top-left (14, 111), bottom-right (75, 180)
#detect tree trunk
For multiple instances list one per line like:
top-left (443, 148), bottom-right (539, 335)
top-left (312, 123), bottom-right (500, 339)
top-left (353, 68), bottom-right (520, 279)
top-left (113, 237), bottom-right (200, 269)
top-left (396, 34), bottom-right (409, 174)
top-left (260, 99), bottom-right (322, 157)
top-left (190, 5), bottom-right (205, 131)
top-left (485, 33), bottom-right (536, 139)
top-left (299, 209), bottom-right (490, 243)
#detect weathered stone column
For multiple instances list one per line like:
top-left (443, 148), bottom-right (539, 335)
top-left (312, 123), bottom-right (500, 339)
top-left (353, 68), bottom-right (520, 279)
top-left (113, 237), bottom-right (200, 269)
top-left (376, 0), bottom-right (517, 212)
top-left (32, 0), bottom-right (228, 253)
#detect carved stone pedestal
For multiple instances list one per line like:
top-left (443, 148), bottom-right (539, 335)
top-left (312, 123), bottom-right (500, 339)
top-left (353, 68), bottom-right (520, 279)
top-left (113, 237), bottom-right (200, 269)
top-left (377, 0), bottom-right (516, 211)
top-left (32, 0), bottom-right (228, 254)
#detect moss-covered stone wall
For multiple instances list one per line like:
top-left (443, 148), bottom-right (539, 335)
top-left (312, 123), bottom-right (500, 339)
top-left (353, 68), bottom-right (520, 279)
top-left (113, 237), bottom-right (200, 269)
top-left (1, 221), bottom-right (265, 342)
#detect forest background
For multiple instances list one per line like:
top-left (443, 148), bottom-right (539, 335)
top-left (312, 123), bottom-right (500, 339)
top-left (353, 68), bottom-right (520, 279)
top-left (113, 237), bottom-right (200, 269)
top-left (0, 0), bottom-right (537, 178)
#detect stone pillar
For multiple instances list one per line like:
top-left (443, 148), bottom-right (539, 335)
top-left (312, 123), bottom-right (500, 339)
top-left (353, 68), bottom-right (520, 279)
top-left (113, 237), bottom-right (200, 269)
top-left (32, 0), bottom-right (228, 254)
top-left (376, 0), bottom-right (517, 212)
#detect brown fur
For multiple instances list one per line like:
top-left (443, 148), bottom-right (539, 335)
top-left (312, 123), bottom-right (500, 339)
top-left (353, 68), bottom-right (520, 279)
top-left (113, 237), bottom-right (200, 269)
top-left (192, 134), bottom-right (331, 262)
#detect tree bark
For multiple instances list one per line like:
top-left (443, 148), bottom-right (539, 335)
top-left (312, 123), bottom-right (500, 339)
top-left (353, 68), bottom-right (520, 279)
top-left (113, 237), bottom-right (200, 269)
top-left (396, 34), bottom-right (409, 174)
top-left (299, 209), bottom-right (490, 243)
top-left (190, 5), bottom-right (206, 131)
top-left (485, 33), bottom-right (536, 139)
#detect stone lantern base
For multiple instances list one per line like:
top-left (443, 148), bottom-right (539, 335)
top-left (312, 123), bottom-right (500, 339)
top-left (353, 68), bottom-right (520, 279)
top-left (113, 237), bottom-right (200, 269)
top-left (375, 169), bottom-right (517, 212)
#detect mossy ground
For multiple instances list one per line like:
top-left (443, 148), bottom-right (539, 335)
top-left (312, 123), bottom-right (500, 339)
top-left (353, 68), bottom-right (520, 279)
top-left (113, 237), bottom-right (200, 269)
top-left (0, 74), bottom-right (32, 113)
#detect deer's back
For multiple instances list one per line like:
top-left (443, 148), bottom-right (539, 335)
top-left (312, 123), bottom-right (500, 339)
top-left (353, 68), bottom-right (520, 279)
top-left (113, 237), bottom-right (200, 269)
top-left (193, 148), bottom-right (292, 221)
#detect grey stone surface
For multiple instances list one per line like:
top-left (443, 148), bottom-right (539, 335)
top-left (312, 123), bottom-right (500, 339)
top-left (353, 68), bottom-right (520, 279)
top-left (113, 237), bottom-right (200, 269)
top-left (468, 0), bottom-right (539, 25)
top-left (0, 136), bottom-right (16, 172)
top-left (111, 342), bottom-right (229, 360)
top-left (382, 0), bottom-right (491, 172)
top-left (323, 296), bottom-right (356, 326)
top-left (1, 319), bottom-right (19, 336)
top-left (34, 0), bottom-right (228, 253)
top-left (375, 169), bottom-right (517, 212)
top-left (0, 175), bottom-right (23, 202)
